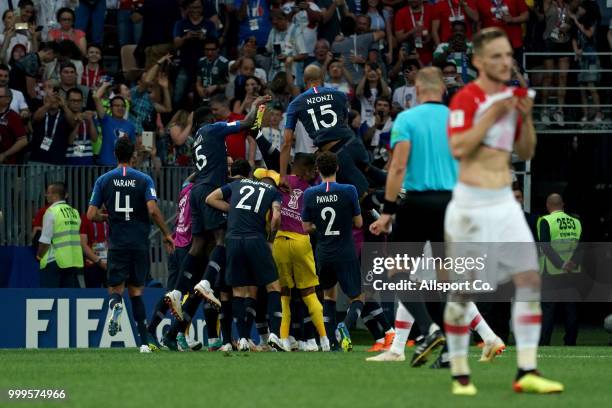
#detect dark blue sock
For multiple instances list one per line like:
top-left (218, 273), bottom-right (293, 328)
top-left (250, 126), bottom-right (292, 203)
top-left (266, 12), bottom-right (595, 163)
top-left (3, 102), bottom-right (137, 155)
top-left (109, 292), bottom-right (122, 310)
top-left (204, 245), bottom-right (225, 287)
top-left (147, 297), bottom-right (169, 335)
top-left (204, 303), bottom-right (219, 339)
top-left (362, 302), bottom-right (384, 341)
top-left (232, 297), bottom-right (248, 339)
top-left (130, 296), bottom-right (148, 346)
top-left (267, 291), bottom-right (282, 336)
top-left (323, 300), bottom-right (336, 344)
top-left (220, 300), bottom-right (233, 345)
top-left (176, 253), bottom-right (203, 294)
top-left (372, 302), bottom-right (392, 332)
top-left (290, 296), bottom-right (302, 340)
top-left (344, 300), bottom-right (364, 330)
top-left (243, 297), bottom-right (257, 340)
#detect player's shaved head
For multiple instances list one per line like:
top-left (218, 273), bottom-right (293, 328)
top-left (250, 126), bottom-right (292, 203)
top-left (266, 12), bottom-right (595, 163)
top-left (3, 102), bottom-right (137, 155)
top-left (415, 67), bottom-right (445, 95)
top-left (546, 193), bottom-right (564, 212)
top-left (304, 65), bottom-right (323, 87)
top-left (47, 182), bottom-right (67, 199)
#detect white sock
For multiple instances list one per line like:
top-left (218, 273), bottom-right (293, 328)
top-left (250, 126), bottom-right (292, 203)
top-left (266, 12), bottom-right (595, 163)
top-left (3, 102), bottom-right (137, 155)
top-left (512, 288), bottom-right (541, 371)
top-left (428, 322), bottom-right (441, 336)
top-left (444, 302), bottom-right (471, 377)
top-left (466, 302), bottom-right (497, 343)
top-left (390, 302), bottom-right (414, 355)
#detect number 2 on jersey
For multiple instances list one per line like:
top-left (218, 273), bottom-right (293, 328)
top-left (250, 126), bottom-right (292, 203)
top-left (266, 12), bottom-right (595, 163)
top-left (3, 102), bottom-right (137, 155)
top-left (236, 185), bottom-right (266, 213)
top-left (115, 191), bottom-right (134, 221)
top-left (321, 207), bottom-right (340, 236)
top-left (307, 104), bottom-right (338, 131)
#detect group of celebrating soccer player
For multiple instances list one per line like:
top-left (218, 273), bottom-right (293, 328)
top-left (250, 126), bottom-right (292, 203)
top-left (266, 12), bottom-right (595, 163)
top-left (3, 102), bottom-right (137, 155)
top-left (88, 27), bottom-right (563, 396)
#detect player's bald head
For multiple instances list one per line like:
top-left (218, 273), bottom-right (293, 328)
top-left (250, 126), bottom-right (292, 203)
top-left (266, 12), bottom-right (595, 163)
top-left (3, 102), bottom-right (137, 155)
top-left (415, 67), bottom-right (445, 101)
top-left (304, 65), bottom-right (323, 87)
top-left (546, 193), bottom-right (564, 211)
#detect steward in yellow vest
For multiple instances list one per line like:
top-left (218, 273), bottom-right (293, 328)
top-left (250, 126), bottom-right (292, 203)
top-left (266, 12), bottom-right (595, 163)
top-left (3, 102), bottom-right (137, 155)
top-left (36, 182), bottom-right (83, 288)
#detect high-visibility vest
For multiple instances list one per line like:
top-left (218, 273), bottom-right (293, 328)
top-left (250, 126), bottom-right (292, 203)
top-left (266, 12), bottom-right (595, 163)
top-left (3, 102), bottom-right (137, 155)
top-left (537, 211), bottom-right (582, 275)
top-left (40, 203), bottom-right (84, 269)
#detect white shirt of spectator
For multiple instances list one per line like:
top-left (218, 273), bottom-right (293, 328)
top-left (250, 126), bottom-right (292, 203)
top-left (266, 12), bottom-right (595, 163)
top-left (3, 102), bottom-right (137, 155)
top-left (392, 85), bottom-right (419, 111)
top-left (293, 119), bottom-right (315, 154)
top-left (39, 200), bottom-right (67, 264)
top-left (370, 117), bottom-right (393, 147)
top-left (283, 2), bottom-right (321, 56)
top-left (9, 88), bottom-right (28, 114)
top-left (253, 126), bottom-right (283, 161)
top-left (265, 22), bottom-right (307, 82)
top-left (324, 81), bottom-right (351, 97)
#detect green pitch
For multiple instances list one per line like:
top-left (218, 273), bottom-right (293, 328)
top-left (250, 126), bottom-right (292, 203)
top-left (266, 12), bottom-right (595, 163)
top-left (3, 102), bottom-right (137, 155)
top-left (1, 342), bottom-right (611, 408)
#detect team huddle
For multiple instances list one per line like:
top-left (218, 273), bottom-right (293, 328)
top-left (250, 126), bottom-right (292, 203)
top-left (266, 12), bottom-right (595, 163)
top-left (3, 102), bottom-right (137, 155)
top-left (87, 28), bottom-right (564, 396)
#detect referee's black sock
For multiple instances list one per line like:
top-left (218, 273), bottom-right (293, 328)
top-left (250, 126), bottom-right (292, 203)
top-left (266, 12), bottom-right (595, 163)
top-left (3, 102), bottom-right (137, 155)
top-left (267, 291), bottom-right (282, 336)
top-left (220, 299), bottom-right (233, 345)
top-left (401, 301), bottom-right (435, 336)
top-left (344, 300), bottom-right (364, 330)
top-left (203, 246), bottom-right (225, 286)
top-left (147, 297), bottom-right (169, 335)
top-left (244, 297), bottom-right (257, 340)
top-left (232, 297), bottom-right (247, 338)
top-left (130, 296), bottom-right (149, 346)
top-left (109, 292), bottom-right (122, 310)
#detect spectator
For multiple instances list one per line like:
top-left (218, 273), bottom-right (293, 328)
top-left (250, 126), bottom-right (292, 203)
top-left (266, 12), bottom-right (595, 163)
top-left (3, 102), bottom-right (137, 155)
top-left (36, 182), bottom-right (83, 288)
top-left (394, 0), bottom-right (436, 66)
top-left (318, 0), bottom-right (351, 45)
top-left (43, 39), bottom-right (84, 84)
top-left (79, 211), bottom-right (109, 288)
top-left (75, 0), bottom-right (106, 46)
top-left (129, 69), bottom-right (172, 135)
top-left (432, 20), bottom-right (476, 83)
top-left (308, 39), bottom-right (331, 69)
top-left (15, 1), bottom-right (37, 27)
top-left (0, 85), bottom-right (28, 164)
top-left (331, 16), bottom-right (385, 85)
top-left (440, 60), bottom-right (464, 102)
top-left (355, 14), bottom-right (372, 34)
top-left (117, 0), bottom-right (144, 47)
top-left (236, 0), bottom-right (272, 48)
top-left (137, 0), bottom-right (181, 69)
top-left (265, 9), bottom-right (307, 84)
top-left (363, 0), bottom-right (388, 31)
top-left (165, 109), bottom-right (194, 166)
top-left (209, 93), bottom-right (255, 163)
top-left (432, 0), bottom-right (479, 46)
top-left (8, 43), bottom-right (27, 68)
top-left (196, 38), bottom-right (229, 102)
top-left (29, 86), bottom-right (76, 165)
top-left (57, 62), bottom-right (95, 111)
top-left (48, 7), bottom-right (87, 55)
top-left (228, 52), bottom-right (267, 101)
top-left (34, 0), bottom-right (71, 41)
top-left (570, 0), bottom-right (603, 123)
top-left (355, 62), bottom-right (391, 126)
top-left (282, 1), bottom-right (323, 61)
top-left (360, 96), bottom-right (392, 169)
top-left (324, 57), bottom-right (354, 98)
top-left (541, 0), bottom-right (573, 126)
top-left (231, 75), bottom-right (264, 114)
top-left (0, 63), bottom-right (30, 119)
top-left (172, 0), bottom-right (218, 105)
top-left (259, 103), bottom-right (284, 152)
top-left (65, 87), bottom-right (97, 165)
top-left (93, 81), bottom-right (137, 166)
top-left (267, 70), bottom-right (300, 111)
top-left (476, 0), bottom-right (529, 64)
top-left (0, 8), bottom-right (37, 65)
top-left (391, 59), bottom-right (420, 111)
top-left (80, 43), bottom-right (105, 88)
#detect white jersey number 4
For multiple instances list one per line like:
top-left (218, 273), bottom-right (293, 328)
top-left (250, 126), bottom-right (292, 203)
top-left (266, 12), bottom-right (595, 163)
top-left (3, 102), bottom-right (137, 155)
top-left (114, 192), bottom-right (134, 221)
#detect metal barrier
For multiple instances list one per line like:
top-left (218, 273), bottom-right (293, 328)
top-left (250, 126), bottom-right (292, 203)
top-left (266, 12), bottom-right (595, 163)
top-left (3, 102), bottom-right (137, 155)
top-left (0, 165), bottom-right (192, 283)
top-left (523, 51), bottom-right (612, 134)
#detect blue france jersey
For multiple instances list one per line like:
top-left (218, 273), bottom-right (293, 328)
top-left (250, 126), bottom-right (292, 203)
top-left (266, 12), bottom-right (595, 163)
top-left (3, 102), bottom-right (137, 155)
top-left (302, 181), bottom-right (361, 261)
top-left (192, 121), bottom-right (241, 187)
top-left (89, 166), bottom-right (157, 250)
top-left (285, 86), bottom-right (353, 147)
top-left (221, 179), bottom-right (282, 238)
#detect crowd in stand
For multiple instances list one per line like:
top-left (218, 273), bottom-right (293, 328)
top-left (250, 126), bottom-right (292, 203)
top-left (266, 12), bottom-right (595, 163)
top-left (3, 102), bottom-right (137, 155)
top-left (0, 0), bottom-right (608, 169)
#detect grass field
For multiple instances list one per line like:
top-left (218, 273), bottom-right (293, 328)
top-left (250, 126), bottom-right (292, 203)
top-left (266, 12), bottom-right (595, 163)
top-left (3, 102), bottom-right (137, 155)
top-left (2, 335), bottom-right (611, 408)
